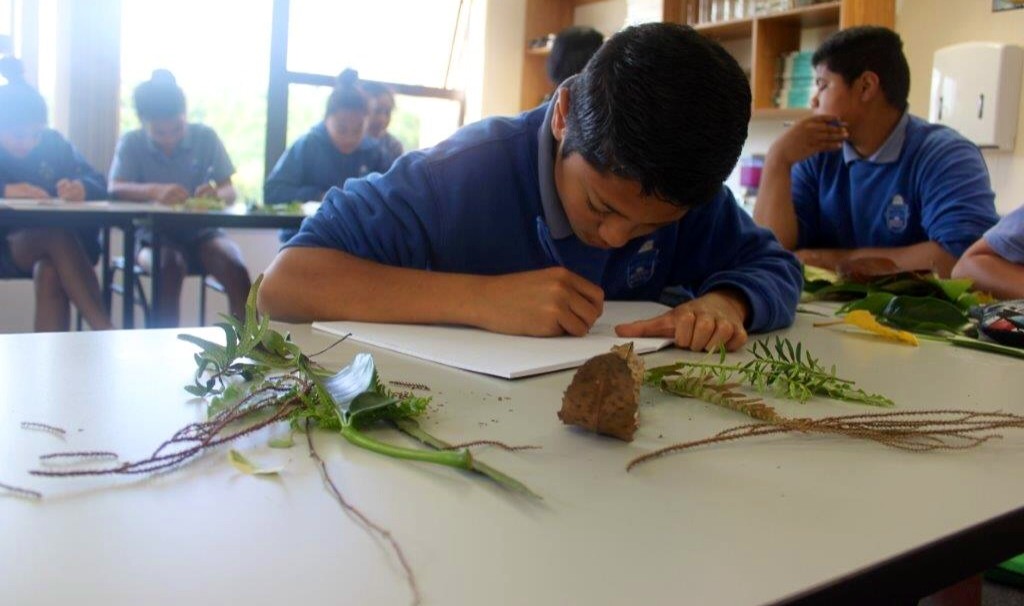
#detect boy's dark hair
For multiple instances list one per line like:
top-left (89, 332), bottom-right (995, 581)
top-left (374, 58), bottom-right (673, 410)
top-left (326, 68), bottom-right (369, 117)
top-left (361, 80), bottom-right (395, 105)
top-left (133, 69), bottom-right (186, 121)
top-left (562, 23), bottom-right (750, 209)
top-left (547, 26), bottom-right (604, 85)
top-left (0, 57), bottom-right (48, 130)
top-left (812, 26), bottom-right (910, 112)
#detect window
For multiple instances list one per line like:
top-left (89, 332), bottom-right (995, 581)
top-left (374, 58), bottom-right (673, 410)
top-left (120, 0), bottom-right (274, 203)
top-left (266, 0), bottom-right (473, 181)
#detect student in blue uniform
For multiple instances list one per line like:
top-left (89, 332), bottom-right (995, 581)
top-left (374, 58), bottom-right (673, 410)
top-left (953, 205), bottom-right (1024, 300)
top-left (362, 80), bottom-right (404, 168)
top-left (109, 70), bottom-right (251, 327)
top-left (264, 69), bottom-right (390, 242)
top-left (0, 57), bottom-right (113, 332)
top-left (259, 23), bottom-right (802, 353)
top-left (754, 26), bottom-right (998, 278)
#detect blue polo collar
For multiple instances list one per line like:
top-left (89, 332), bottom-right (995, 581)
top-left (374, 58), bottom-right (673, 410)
top-left (843, 112), bottom-right (909, 165)
top-left (537, 78), bottom-right (574, 239)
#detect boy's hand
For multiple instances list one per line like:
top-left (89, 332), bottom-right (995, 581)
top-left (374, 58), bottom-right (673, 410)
top-left (5, 183), bottom-right (51, 199)
top-left (56, 179), bottom-right (86, 202)
top-left (152, 184), bottom-right (190, 205)
top-left (769, 114), bottom-right (848, 167)
top-left (796, 248), bottom-right (851, 272)
top-left (479, 267), bottom-right (604, 337)
top-left (193, 182), bottom-right (218, 199)
top-left (615, 290), bottom-right (749, 352)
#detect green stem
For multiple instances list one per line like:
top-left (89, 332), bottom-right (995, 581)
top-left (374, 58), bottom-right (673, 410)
top-left (340, 424), bottom-right (473, 470)
top-left (646, 360), bottom-right (855, 386)
top-left (947, 335), bottom-right (1024, 360)
top-left (391, 418), bottom-right (542, 500)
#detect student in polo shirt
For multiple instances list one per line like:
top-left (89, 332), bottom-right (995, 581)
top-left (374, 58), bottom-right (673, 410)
top-left (259, 23), bottom-right (802, 352)
top-left (953, 205), bottom-right (1024, 300)
top-left (109, 70), bottom-right (251, 327)
top-left (361, 80), bottom-right (404, 169)
top-left (0, 58), bottom-right (113, 332)
top-left (263, 69), bottom-right (389, 242)
top-left (754, 26), bottom-right (998, 278)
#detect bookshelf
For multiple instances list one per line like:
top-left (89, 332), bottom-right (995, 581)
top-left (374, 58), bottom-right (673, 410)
top-left (520, 0), bottom-right (895, 114)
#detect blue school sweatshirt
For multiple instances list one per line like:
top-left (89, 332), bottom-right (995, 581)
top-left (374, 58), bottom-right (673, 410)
top-left (264, 123), bottom-right (390, 205)
top-left (791, 113), bottom-right (998, 257)
top-left (288, 102), bottom-right (803, 333)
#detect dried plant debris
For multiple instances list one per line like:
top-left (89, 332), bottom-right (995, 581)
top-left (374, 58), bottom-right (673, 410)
top-left (559, 343), bottom-right (644, 442)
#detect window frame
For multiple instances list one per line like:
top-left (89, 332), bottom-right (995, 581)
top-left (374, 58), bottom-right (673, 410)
top-left (265, 0), bottom-right (467, 176)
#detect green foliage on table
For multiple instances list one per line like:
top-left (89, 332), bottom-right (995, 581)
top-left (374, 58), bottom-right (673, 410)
top-left (179, 275), bottom-right (539, 498)
top-left (646, 337), bottom-right (894, 408)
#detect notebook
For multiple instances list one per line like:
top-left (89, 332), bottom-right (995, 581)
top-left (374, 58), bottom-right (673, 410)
top-left (312, 301), bottom-right (675, 379)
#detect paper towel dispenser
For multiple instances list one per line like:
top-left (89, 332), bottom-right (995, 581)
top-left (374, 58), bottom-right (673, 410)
top-left (929, 42), bottom-right (1023, 151)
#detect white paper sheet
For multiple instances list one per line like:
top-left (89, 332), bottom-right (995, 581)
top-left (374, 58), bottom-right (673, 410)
top-left (312, 301), bottom-right (675, 379)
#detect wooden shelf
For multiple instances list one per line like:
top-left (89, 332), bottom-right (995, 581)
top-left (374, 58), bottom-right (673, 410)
top-left (692, 17), bottom-right (754, 41)
top-left (752, 107), bottom-right (812, 120)
top-left (526, 46), bottom-right (552, 56)
top-left (757, 1), bottom-right (841, 28)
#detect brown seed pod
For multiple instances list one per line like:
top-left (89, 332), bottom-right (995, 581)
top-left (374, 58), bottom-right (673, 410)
top-left (558, 343), bottom-right (644, 442)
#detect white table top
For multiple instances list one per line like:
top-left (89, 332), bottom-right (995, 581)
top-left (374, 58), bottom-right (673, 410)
top-left (2, 313), bottom-right (1023, 605)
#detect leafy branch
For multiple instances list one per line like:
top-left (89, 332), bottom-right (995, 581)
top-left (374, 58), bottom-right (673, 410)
top-left (646, 337), bottom-right (894, 408)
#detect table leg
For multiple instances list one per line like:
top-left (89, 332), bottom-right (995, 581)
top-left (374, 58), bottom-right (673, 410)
top-left (150, 230), bottom-right (162, 329)
top-left (100, 226), bottom-right (112, 312)
top-left (122, 224), bottom-right (136, 330)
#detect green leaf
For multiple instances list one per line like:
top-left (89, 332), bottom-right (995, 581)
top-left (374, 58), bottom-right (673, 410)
top-left (228, 449), bottom-right (283, 476)
top-left (879, 296), bottom-right (968, 334)
top-left (925, 277), bottom-right (973, 302)
top-left (178, 334), bottom-right (228, 358)
top-left (184, 384), bottom-right (210, 397)
top-left (346, 392), bottom-right (400, 425)
top-left (837, 292), bottom-right (896, 315)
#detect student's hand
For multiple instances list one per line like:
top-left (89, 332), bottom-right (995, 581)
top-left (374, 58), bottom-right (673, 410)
top-left (615, 290), bottom-right (749, 352)
top-left (152, 184), bottom-right (190, 205)
top-left (795, 248), bottom-right (851, 272)
top-left (768, 114), bottom-right (848, 167)
top-left (193, 182), bottom-right (218, 199)
top-left (478, 267), bottom-right (605, 337)
top-left (4, 183), bottom-right (51, 199)
top-left (56, 179), bottom-right (86, 202)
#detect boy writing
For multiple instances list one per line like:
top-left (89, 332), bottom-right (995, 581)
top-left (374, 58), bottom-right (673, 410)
top-left (260, 23), bottom-right (802, 352)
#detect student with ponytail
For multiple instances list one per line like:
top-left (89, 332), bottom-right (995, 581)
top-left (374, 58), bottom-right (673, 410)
top-left (108, 69), bottom-right (251, 327)
top-left (0, 57), bottom-right (113, 332)
top-left (263, 68), bottom-right (389, 241)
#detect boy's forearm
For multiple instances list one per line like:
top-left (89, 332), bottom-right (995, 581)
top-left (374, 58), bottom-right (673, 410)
top-left (753, 156), bottom-right (799, 250)
top-left (799, 241), bottom-right (957, 277)
top-left (259, 247), bottom-right (489, 325)
top-left (952, 250), bottom-right (1024, 300)
top-left (109, 182), bottom-right (159, 202)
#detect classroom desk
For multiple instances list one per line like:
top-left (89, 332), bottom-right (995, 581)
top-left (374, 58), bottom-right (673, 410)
top-left (0, 199), bottom-right (152, 327)
top-left (2, 314), bottom-right (1023, 605)
top-left (0, 199), bottom-right (308, 328)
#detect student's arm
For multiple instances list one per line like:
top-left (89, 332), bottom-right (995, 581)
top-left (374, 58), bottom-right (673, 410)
top-left (616, 188), bottom-right (803, 350)
top-left (194, 178), bottom-right (237, 203)
top-left (952, 238), bottom-right (1024, 300)
top-left (754, 114), bottom-right (847, 249)
top-left (796, 241), bottom-right (957, 277)
top-left (263, 141), bottom-right (323, 204)
top-left (197, 128), bottom-right (237, 203)
top-left (259, 155), bottom-right (605, 335)
top-left (52, 136), bottom-right (107, 200)
top-left (107, 135), bottom-right (188, 203)
top-left (260, 247), bottom-right (604, 336)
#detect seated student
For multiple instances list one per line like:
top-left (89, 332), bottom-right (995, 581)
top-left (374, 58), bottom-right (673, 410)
top-left (362, 80), bottom-right (404, 168)
top-left (754, 26), bottom-right (998, 278)
top-left (108, 70), bottom-right (251, 327)
top-left (259, 23), bottom-right (802, 353)
top-left (548, 26), bottom-right (604, 87)
top-left (264, 69), bottom-right (389, 205)
top-left (953, 205), bottom-right (1024, 299)
top-left (0, 57), bottom-right (113, 332)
